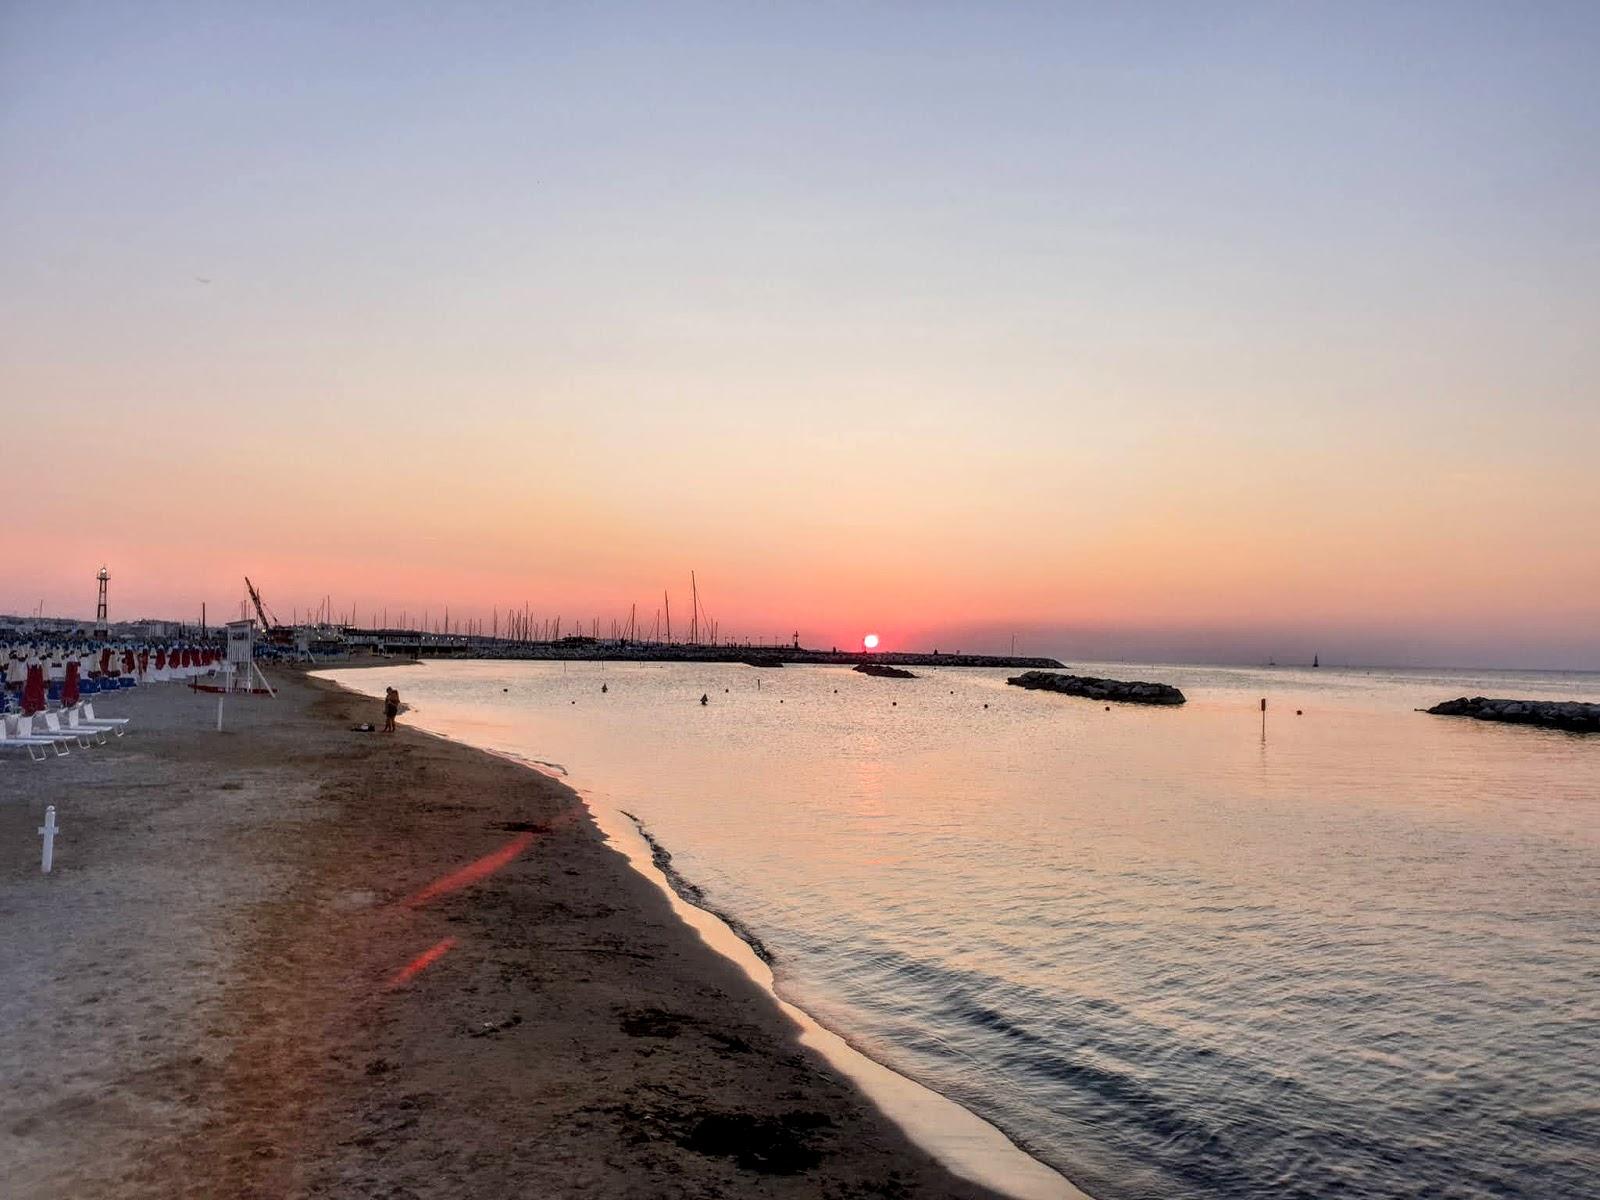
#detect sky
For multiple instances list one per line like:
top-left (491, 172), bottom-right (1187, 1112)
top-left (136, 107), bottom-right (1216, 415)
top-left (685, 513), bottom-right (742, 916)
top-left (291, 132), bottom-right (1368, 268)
top-left (2, 2), bottom-right (1597, 667)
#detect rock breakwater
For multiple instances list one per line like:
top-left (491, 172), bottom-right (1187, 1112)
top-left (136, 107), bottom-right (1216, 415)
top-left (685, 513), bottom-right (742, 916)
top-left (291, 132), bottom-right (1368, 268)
top-left (854, 663), bottom-right (918, 679)
top-left (1007, 670), bottom-right (1185, 706)
top-left (1425, 696), bottom-right (1600, 733)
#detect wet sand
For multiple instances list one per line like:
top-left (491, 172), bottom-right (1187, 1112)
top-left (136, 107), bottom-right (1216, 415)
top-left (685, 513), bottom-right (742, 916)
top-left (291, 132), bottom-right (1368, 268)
top-left (0, 665), bottom-right (1008, 1198)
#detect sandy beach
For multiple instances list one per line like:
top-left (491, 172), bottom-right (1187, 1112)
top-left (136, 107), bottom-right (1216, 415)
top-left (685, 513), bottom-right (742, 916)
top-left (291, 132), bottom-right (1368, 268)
top-left (0, 665), bottom-right (1006, 1199)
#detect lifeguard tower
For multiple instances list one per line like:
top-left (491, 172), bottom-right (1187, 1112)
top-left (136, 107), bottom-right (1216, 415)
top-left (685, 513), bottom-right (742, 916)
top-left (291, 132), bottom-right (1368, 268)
top-left (224, 618), bottom-right (276, 695)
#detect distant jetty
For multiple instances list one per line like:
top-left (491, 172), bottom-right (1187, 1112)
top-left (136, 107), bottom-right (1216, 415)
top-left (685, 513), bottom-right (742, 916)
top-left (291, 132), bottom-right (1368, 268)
top-left (854, 662), bottom-right (918, 679)
top-left (1007, 670), bottom-right (1186, 706)
top-left (342, 630), bottom-right (1062, 671)
top-left (1425, 697), bottom-right (1600, 733)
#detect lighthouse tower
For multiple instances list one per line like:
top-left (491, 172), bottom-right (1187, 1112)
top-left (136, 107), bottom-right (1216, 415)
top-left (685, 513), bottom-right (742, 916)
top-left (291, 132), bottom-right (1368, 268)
top-left (94, 566), bottom-right (110, 636)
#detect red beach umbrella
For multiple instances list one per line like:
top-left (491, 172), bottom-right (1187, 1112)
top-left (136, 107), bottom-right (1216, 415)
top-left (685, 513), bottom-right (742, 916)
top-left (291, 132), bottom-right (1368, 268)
top-left (63, 661), bottom-right (80, 706)
top-left (181, 648), bottom-right (193, 668)
top-left (155, 648), bottom-right (167, 671)
top-left (139, 650), bottom-right (149, 675)
top-left (22, 664), bottom-right (46, 715)
top-left (122, 650), bottom-right (136, 673)
top-left (99, 648), bottom-right (112, 675)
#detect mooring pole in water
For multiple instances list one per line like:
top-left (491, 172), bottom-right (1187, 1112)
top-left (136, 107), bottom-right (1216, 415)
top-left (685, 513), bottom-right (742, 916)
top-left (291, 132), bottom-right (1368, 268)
top-left (1260, 697), bottom-right (1267, 741)
top-left (38, 806), bottom-right (58, 873)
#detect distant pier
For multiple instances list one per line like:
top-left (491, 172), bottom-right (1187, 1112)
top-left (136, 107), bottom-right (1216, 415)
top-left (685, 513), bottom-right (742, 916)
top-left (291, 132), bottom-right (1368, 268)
top-left (339, 629), bottom-right (1061, 671)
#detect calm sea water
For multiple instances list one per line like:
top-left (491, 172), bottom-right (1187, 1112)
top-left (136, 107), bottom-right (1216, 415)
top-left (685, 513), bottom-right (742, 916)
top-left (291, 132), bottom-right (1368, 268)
top-left (323, 660), bottom-right (1599, 1200)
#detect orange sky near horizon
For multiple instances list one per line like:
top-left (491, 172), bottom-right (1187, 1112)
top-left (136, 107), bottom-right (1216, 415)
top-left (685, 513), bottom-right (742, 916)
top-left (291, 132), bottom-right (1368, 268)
top-left (7, 406), bottom-right (1596, 664)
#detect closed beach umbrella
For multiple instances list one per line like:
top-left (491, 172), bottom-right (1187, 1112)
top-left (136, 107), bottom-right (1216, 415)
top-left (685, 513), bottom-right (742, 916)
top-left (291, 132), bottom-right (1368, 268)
top-left (99, 648), bottom-right (112, 675)
top-left (63, 661), bottom-right (80, 706)
top-left (155, 648), bottom-right (167, 671)
top-left (139, 649), bottom-right (149, 676)
top-left (22, 664), bottom-right (46, 714)
top-left (123, 650), bottom-right (136, 674)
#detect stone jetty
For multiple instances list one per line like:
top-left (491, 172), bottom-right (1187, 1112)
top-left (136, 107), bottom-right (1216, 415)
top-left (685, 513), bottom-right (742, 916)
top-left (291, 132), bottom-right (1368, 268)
top-left (1007, 670), bottom-right (1186, 706)
top-left (1425, 697), bottom-right (1600, 733)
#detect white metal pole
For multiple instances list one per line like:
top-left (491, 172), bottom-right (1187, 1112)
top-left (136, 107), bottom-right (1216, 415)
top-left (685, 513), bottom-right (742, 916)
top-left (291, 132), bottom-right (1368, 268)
top-left (217, 696), bottom-right (224, 731)
top-left (38, 806), bottom-right (57, 873)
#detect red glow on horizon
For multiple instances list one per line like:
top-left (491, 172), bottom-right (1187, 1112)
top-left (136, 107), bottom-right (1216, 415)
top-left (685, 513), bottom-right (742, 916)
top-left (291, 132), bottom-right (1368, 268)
top-left (387, 937), bottom-right (457, 989)
top-left (400, 831), bottom-right (537, 909)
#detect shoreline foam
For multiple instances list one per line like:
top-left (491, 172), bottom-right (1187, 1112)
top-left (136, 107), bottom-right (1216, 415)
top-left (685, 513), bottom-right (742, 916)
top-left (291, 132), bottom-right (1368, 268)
top-left (594, 798), bottom-right (1088, 1200)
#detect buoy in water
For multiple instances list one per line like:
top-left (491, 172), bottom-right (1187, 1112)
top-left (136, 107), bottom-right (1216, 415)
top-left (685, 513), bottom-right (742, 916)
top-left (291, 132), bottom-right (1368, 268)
top-left (700, 694), bottom-right (709, 705)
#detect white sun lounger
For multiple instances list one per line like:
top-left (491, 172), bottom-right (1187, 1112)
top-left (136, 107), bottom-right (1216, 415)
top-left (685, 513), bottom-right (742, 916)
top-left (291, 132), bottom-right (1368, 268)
top-left (0, 735), bottom-right (55, 761)
top-left (65, 706), bottom-right (120, 739)
top-left (41, 710), bottom-right (106, 748)
top-left (34, 710), bottom-right (99, 749)
top-left (5, 715), bottom-right (69, 759)
top-left (1, 719), bottom-right (60, 760)
top-left (81, 703), bottom-right (131, 729)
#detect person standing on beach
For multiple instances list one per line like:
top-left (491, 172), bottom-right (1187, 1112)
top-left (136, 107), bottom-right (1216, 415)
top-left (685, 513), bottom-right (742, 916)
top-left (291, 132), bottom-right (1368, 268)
top-left (383, 687), bottom-right (400, 732)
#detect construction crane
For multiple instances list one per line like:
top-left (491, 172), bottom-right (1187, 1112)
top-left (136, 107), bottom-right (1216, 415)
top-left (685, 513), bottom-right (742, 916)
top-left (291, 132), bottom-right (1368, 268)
top-left (244, 576), bottom-right (282, 632)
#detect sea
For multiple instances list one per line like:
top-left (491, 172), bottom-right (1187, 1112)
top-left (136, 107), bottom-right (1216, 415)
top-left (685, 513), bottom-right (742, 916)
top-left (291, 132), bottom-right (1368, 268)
top-left (320, 659), bottom-right (1599, 1200)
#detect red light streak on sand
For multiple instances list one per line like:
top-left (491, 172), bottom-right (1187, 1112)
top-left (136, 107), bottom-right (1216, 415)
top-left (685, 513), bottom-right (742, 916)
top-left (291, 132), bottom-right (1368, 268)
top-left (400, 831), bottom-right (538, 909)
top-left (387, 937), bottom-right (457, 989)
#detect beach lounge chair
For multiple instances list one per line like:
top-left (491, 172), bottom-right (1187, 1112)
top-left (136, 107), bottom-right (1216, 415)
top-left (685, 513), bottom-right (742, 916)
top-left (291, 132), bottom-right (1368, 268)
top-left (66, 706), bottom-right (121, 739)
top-left (58, 708), bottom-right (111, 744)
top-left (6, 715), bottom-right (69, 758)
top-left (81, 703), bottom-right (131, 729)
top-left (1, 716), bottom-right (60, 761)
top-left (0, 733), bottom-right (54, 760)
top-left (34, 710), bottom-right (100, 749)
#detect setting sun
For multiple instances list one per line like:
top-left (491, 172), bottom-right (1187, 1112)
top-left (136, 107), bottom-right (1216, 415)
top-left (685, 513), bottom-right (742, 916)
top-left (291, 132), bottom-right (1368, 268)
top-left (863, 634), bottom-right (879, 649)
